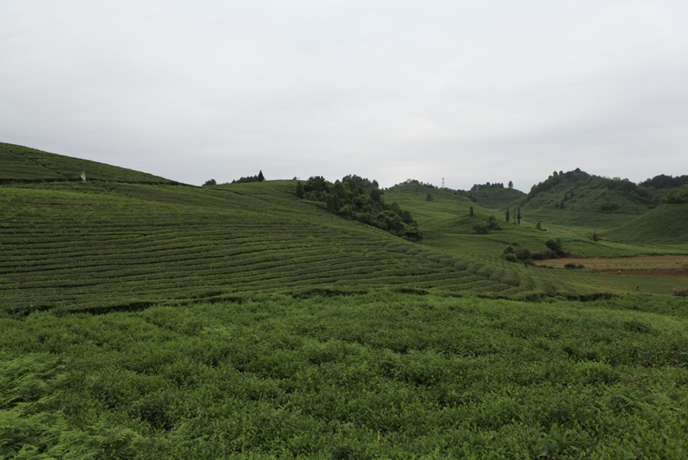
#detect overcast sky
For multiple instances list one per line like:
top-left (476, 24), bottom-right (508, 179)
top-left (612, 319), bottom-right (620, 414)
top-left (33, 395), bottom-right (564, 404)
top-left (1, 1), bottom-right (687, 190)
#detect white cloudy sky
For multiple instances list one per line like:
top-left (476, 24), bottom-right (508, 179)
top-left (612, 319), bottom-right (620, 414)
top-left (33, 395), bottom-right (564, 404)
top-left (1, 1), bottom-right (687, 190)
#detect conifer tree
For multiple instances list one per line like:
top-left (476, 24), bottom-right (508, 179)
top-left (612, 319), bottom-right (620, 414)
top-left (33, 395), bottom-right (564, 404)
top-left (506, 208), bottom-right (510, 223)
top-left (258, 170), bottom-right (265, 182)
top-left (470, 206), bottom-right (474, 216)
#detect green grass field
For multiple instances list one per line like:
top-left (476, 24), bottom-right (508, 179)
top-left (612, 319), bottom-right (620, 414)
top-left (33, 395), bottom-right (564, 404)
top-left (2, 144), bottom-right (688, 458)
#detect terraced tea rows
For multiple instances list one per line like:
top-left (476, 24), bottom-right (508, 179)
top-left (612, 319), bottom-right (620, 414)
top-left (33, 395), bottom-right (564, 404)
top-left (2, 182), bottom-right (554, 313)
top-left (4, 177), bottom-right (687, 314)
top-left (384, 188), bottom-right (688, 295)
top-left (0, 143), bottom-right (173, 184)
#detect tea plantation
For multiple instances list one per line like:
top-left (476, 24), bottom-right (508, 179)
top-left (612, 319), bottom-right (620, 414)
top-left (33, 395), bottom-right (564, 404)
top-left (1, 144), bottom-right (688, 458)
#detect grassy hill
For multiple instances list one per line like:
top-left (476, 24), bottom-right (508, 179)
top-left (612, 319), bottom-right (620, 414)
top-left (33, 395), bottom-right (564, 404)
top-left (384, 179), bottom-right (527, 211)
top-left (3, 148), bottom-right (688, 316)
top-left (2, 144), bottom-right (688, 458)
top-left (0, 142), bottom-right (175, 184)
top-left (605, 202), bottom-right (688, 244)
top-left (0, 177), bottom-right (545, 314)
top-left (518, 169), bottom-right (660, 230)
top-left (385, 183), bottom-right (688, 259)
top-left (466, 186), bottom-right (526, 210)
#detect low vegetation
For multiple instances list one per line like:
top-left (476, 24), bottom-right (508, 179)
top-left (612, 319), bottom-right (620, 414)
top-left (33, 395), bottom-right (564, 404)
top-left (605, 201), bottom-right (688, 244)
top-left (2, 292), bottom-right (688, 458)
top-left (2, 143), bottom-right (688, 458)
top-left (0, 143), bottom-right (174, 185)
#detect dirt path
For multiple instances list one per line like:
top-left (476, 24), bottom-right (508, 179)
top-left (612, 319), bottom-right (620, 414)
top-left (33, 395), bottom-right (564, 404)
top-left (536, 255), bottom-right (688, 278)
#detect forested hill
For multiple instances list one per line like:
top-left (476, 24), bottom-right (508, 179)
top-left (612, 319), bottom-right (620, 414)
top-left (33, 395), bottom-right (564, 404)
top-left (639, 174), bottom-right (688, 190)
top-left (517, 169), bottom-right (663, 229)
top-left (385, 179), bottom-right (526, 210)
top-left (466, 182), bottom-right (526, 209)
top-left (525, 169), bottom-right (659, 211)
top-left (604, 184), bottom-right (688, 244)
top-left (0, 142), bottom-right (177, 184)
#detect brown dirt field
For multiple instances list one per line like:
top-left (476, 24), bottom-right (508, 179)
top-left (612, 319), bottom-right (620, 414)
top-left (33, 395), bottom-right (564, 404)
top-left (537, 255), bottom-right (688, 278)
top-left (599, 270), bottom-right (688, 278)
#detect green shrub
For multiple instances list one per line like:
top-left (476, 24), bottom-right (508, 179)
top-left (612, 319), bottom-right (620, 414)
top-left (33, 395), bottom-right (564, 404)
top-left (472, 215), bottom-right (501, 234)
top-left (564, 263), bottom-right (585, 269)
top-left (504, 254), bottom-right (518, 263)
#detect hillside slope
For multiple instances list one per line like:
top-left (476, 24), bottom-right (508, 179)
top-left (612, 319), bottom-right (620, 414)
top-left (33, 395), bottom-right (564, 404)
top-left (467, 185), bottom-right (526, 209)
top-left (520, 169), bottom-right (659, 229)
top-left (3, 147), bottom-right (687, 315)
top-left (605, 203), bottom-right (688, 244)
top-left (0, 142), bottom-right (175, 184)
top-left (1, 178), bottom-right (547, 313)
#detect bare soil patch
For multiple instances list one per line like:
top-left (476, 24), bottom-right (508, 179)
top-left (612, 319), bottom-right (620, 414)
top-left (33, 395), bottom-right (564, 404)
top-left (537, 255), bottom-right (688, 278)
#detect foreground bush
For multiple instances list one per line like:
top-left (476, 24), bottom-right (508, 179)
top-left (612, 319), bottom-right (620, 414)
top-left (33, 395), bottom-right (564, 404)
top-left (1, 292), bottom-right (687, 458)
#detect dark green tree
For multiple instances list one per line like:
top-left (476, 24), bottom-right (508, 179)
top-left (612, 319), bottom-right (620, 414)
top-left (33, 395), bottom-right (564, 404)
top-left (304, 176), bottom-right (329, 195)
top-left (469, 206), bottom-right (474, 216)
top-left (592, 230), bottom-right (598, 241)
top-left (295, 181), bottom-right (304, 198)
top-left (296, 175), bottom-right (422, 242)
top-left (258, 170), bottom-right (265, 182)
top-left (517, 207), bottom-right (521, 225)
top-left (545, 238), bottom-right (566, 257)
top-left (370, 188), bottom-right (382, 203)
top-left (203, 179), bottom-right (217, 186)
top-left (506, 208), bottom-right (510, 223)
top-left (426, 193), bottom-right (433, 202)
top-left (508, 180), bottom-right (513, 189)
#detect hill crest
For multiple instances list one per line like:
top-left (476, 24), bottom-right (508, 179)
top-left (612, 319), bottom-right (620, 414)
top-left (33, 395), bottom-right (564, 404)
top-left (0, 142), bottom-right (177, 185)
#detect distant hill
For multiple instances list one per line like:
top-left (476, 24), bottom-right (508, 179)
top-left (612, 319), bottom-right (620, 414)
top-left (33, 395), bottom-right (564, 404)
top-left (605, 202), bottom-right (688, 244)
top-left (0, 142), bottom-right (176, 184)
top-left (385, 179), bottom-right (526, 210)
top-left (466, 185), bottom-right (526, 210)
top-left (639, 174), bottom-right (688, 190)
top-left (519, 169), bottom-right (660, 229)
top-left (664, 184), bottom-right (688, 205)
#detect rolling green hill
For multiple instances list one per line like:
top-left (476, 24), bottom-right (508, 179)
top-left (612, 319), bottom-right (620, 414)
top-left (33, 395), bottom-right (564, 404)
top-left (519, 169), bottom-right (660, 230)
top-left (605, 202), bottom-right (688, 244)
top-left (385, 179), bottom-right (526, 211)
top-left (385, 182), bottom-right (688, 260)
top-left (3, 144), bottom-right (688, 458)
top-left (0, 142), bottom-right (175, 184)
top-left (466, 185), bottom-right (526, 210)
top-left (1, 176), bottom-right (543, 314)
top-left (3, 146), bottom-right (687, 318)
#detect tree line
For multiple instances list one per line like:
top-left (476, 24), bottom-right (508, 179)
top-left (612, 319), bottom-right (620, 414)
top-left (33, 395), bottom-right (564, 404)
top-left (470, 181), bottom-right (514, 191)
top-left (296, 176), bottom-right (423, 242)
top-left (203, 171), bottom-right (265, 186)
